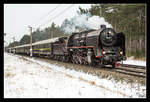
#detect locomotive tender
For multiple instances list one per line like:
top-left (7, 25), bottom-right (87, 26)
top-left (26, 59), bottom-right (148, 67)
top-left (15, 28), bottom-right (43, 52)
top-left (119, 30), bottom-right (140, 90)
top-left (7, 25), bottom-right (126, 68)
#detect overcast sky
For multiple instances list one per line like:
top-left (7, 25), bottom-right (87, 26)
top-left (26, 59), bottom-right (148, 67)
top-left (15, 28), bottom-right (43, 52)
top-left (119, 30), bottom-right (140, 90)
top-left (4, 4), bottom-right (92, 46)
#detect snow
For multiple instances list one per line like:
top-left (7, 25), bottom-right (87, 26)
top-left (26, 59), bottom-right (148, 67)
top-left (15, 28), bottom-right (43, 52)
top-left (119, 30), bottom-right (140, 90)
top-left (122, 57), bottom-right (146, 66)
top-left (105, 8), bottom-right (114, 13)
top-left (4, 53), bottom-right (146, 98)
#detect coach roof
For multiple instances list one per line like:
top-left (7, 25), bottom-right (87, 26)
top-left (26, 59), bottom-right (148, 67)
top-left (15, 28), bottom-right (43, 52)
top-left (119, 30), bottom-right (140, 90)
top-left (12, 37), bottom-right (60, 49)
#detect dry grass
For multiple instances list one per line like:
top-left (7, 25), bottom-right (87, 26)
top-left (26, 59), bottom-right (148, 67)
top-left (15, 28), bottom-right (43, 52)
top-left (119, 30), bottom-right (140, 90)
top-left (29, 72), bottom-right (34, 75)
top-left (8, 81), bottom-right (16, 85)
top-left (65, 74), bottom-right (73, 78)
top-left (89, 81), bottom-right (96, 85)
top-left (78, 77), bottom-right (127, 97)
top-left (78, 77), bottom-right (96, 86)
top-left (134, 57), bottom-right (146, 61)
top-left (5, 72), bottom-right (15, 78)
top-left (78, 77), bottom-right (88, 82)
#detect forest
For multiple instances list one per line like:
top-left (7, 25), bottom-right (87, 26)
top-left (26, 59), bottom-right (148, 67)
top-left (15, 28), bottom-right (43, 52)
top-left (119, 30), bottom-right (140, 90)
top-left (8, 4), bottom-right (146, 59)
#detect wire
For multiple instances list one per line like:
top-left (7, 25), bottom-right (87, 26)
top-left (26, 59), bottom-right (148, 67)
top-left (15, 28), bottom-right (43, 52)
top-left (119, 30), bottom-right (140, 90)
top-left (36, 4), bottom-right (74, 29)
top-left (30, 4), bottom-right (61, 26)
top-left (16, 5), bottom-right (61, 35)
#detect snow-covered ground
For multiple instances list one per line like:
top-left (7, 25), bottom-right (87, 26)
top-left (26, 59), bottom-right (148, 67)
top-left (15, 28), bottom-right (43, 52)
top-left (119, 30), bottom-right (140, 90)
top-left (4, 53), bottom-right (146, 98)
top-left (123, 57), bottom-right (146, 66)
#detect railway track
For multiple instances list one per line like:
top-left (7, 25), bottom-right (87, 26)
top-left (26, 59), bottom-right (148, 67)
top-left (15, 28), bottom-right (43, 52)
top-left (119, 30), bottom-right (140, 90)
top-left (95, 64), bottom-right (146, 78)
top-left (120, 64), bottom-right (146, 69)
top-left (115, 64), bottom-right (146, 78)
top-left (9, 53), bottom-right (146, 78)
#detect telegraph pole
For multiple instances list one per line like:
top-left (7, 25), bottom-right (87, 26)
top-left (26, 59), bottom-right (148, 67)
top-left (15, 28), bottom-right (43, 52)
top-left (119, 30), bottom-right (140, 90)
top-left (29, 26), bottom-right (32, 57)
top-left (51, 28), bottom-right (53, 38)
top-left (12, 37), bottom-right (15, 54)
top-left (99, 5), bottom-right (102, 17)
top-left (50, 27), bottom-right (53, 38)
top-left (4, 33), bottom-right (6, 52)
top-left (12, 37), bottom-right (15, 47)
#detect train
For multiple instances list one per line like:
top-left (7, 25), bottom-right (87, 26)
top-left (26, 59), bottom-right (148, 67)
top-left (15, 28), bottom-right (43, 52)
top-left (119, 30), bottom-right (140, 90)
top-left (6, 25), bottom-right (126, 68)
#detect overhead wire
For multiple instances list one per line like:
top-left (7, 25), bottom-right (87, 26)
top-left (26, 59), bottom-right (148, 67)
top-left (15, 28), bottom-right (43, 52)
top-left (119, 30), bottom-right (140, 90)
top-left (36, 4), bottom-right (74, 30)
top-left (30, 4), bottom-right (61, 27)
top-left (8, 4), bottom-right (73, 45)
top-left (16, 5), bottom-right (61, 34)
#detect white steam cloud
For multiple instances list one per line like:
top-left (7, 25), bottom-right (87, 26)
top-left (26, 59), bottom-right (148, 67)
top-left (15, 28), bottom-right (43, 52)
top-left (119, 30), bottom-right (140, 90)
top-left (88, 16), bottom-right (113, 29)
top-left (62, 13), bottom-right (112, 33)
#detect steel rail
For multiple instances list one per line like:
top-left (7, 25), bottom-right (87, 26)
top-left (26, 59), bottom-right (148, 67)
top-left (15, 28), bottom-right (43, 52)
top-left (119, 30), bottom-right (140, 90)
top-left (120, 64), bottom-right (146, 69)
top-left (114, 69), bottom-right (146, 78)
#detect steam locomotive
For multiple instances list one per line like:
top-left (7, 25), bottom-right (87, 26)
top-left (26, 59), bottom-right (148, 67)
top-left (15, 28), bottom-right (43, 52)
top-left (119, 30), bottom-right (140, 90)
top-left (66, 25), bottom-right (126, 67)
top-left (7, 25), bottom-right (126, 68)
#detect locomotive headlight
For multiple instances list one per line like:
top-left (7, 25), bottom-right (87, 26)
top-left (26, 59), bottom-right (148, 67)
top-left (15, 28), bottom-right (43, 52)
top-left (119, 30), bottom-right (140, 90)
top-left (103, 51), bottom-right (106, 54)
top-left (120, 51), bottom-right (123, 55)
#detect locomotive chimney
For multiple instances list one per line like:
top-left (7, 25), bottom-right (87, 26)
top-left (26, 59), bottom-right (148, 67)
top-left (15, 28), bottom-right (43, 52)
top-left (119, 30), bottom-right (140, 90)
top-left (100, 25), bottom-right (106, 29)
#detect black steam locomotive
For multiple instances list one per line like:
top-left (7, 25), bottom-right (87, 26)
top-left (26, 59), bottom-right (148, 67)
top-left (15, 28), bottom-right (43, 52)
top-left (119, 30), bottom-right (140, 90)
top-left (7, 25), bottom-right (126, 68)
top-left (66, 25), bottom-right (126, 67)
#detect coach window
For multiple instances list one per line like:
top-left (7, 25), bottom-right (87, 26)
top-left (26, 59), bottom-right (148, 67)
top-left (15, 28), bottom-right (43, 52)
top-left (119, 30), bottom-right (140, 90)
top-left (43, 44), bottom-right (45, 48)
top-left (45, 44), bottom-right (47, 48)
top-left (36, 45), bottom-right (38, 49)
top-left (42, 44), bottom-right (45, 48)
top-left (46, 44), bottom-right (48, 48)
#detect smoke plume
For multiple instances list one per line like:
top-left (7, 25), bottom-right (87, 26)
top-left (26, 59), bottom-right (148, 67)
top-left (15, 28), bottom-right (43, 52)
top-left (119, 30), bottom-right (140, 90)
top-left (61, 13), bottom-right (112, 33)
